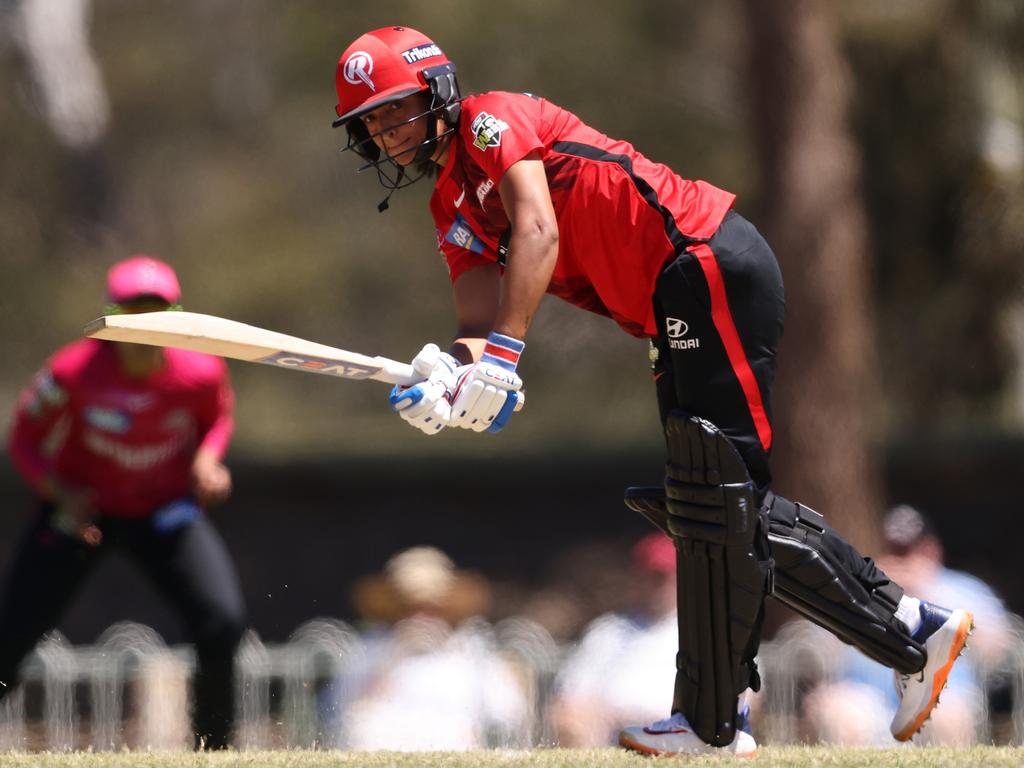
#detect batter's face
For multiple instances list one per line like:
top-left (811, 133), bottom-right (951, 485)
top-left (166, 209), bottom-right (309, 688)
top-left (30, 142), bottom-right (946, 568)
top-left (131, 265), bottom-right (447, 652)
top-left (360, 92), bottom-right (444, 166)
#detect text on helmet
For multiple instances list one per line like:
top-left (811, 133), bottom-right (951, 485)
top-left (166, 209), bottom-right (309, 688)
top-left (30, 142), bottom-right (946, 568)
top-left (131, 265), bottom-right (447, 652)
top-left (401, 43), bottom-right (443, 64)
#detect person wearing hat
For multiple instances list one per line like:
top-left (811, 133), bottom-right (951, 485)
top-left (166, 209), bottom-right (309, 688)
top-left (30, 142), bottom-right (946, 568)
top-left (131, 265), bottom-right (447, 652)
top-left (1, 255), bottom-right (246, 749)
top-left (341, 546), bottom-right (530, 750)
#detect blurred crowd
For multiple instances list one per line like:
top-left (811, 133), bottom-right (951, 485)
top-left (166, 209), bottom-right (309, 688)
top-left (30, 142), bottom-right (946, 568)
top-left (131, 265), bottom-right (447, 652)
top-left (2, 523), bottom-right (1020, 751)
top-left (322, 513), bottom-right (1022, 751)
top-left (325, 534), bottom-right (679, 751)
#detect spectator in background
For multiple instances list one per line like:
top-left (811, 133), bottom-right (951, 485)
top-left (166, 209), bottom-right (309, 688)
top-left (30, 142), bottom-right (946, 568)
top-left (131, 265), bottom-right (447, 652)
top-left (336, 545), bottom-right (530, 750)
top-left (802, 504), bottom-right (1013, 745)
top-left (0, 255), bottom-right (247, 750)
top-left (551, 533), bottom-right (678, 747)
top-left (5, 0), bottom-right (113, 225)
top-left (6, 0), bottom-right (110, 151)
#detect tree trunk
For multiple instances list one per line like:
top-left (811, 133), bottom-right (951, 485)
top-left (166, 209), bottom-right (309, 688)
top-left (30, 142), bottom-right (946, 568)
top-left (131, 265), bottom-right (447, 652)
top-left (743, 0), bottom-right (881, 551)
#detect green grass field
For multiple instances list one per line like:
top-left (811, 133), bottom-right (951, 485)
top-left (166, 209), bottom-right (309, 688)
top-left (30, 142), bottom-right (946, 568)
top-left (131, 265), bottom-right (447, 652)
top-left (0, 747), bottom-right (1022, 768)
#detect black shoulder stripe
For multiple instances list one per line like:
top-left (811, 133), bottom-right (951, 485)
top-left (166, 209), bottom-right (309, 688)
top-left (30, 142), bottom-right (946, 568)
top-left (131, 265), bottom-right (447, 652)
top-left (552, 141), bottom-right (695, 254)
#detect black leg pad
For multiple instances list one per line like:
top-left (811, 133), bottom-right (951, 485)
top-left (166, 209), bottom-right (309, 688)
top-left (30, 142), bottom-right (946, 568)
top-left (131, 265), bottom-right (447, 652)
top-left (624, 486), bottom-right (927, 678)
top-left (662, 412), bottom-right (771, 747)
top-left (763, 493), bottom-right (926, 674)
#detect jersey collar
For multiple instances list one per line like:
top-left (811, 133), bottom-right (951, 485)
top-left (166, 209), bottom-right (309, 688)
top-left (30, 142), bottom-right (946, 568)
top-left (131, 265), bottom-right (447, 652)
top-left (434, 129), bottom-right (461, 192)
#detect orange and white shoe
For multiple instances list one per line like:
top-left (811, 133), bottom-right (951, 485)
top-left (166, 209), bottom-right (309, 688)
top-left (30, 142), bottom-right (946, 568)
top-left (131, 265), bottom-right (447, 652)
top-left (619, 708), bottom-right (757, 757)
top-left (891, 602), bottom-right (974, 741)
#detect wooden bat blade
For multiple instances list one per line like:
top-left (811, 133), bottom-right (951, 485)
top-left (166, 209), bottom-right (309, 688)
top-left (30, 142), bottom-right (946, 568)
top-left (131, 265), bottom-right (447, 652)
top-left (84, 311), bottom-right (419, 386)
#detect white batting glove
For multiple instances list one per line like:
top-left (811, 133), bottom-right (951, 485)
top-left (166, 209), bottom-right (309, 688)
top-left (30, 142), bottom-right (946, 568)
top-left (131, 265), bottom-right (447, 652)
top-left (388, 343), bottom-right (458, 435)
top-left (449, 333), bottom-right (525, 433)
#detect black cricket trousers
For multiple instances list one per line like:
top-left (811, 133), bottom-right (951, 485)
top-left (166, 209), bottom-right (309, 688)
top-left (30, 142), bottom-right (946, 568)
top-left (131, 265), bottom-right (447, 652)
top-left (651, 210), bottom-right (898, 602)
top-left (0, 503), bottom-right (246, 749)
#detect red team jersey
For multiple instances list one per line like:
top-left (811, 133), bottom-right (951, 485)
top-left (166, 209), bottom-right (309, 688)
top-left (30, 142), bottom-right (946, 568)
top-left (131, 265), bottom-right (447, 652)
top-left (430, 92), bottom-right (736, 337)
top-left (8, 339), bottom-right (233, 518)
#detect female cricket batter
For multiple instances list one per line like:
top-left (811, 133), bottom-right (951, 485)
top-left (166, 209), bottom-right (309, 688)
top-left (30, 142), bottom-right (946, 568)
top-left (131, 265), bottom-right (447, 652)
top-left (1, 255), bottom-right (246, 749)
top-left (332, 26), bottom-right (974, 755)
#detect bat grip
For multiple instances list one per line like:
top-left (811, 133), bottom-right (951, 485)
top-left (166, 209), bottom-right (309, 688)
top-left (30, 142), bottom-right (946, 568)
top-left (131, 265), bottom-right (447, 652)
top-left (375, 360), bottom-right (525, 412)
top-left (374, 361), bottom-right (422, 387)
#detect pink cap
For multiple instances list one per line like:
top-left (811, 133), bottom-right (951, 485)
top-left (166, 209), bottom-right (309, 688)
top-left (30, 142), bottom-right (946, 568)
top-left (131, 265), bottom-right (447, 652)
top-left (632, 533), bottom-right (676, 575)
top-left (106, 255), bottom-right (181, 304)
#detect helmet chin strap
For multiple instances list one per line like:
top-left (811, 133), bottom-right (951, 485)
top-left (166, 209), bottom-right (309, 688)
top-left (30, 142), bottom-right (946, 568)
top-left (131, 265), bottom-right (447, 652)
top-left (374, 129), bottom-right (453, 213)
top-left (343, 105), bottom-right (457, 211)
top-left (377, 168), bottom-right (403, 212)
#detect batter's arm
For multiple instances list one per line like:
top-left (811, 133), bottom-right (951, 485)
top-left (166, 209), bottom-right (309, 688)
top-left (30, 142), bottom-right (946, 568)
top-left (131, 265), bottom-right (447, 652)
top-left (447, 153), bottom-right (557, 364)
top-left (494, 152), bottom-right (559, 340)
top-left (450, 261), bottom-right (501, 364)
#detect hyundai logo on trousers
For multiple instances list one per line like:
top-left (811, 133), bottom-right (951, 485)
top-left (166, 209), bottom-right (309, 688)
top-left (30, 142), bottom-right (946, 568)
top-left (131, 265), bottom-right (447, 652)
top-left (666, 317), bottom-right (700, 350)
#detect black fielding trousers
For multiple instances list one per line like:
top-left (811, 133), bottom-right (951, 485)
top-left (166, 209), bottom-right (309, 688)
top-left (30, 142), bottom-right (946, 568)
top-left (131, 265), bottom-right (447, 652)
top-left (650, 211), bottom-right (902, 670)
top-left (0, 504), bottom-right (247, 750)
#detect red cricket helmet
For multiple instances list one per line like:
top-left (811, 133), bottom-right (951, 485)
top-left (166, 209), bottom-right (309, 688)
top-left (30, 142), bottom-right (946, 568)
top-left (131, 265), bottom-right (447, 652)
top-left (332, 26), bottom-right (461, 208)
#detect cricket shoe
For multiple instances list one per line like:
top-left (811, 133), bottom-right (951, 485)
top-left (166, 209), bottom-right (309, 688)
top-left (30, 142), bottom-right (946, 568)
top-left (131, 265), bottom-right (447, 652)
top-left (619, 706), bottom-right (757, 757)
top-left (891, 602), bottom-right (975, 741)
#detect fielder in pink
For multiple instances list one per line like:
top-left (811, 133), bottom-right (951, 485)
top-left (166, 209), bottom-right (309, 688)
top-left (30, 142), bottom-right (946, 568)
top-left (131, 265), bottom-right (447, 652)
top-left (9, 339), bottom-right (232, 517)
top-left (1, 255), bottom-right (245, 750)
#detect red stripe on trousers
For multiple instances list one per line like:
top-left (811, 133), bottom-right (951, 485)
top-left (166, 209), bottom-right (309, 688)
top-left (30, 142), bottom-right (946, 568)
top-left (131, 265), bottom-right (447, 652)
top-left (690, 242), bottom-right (773, 452)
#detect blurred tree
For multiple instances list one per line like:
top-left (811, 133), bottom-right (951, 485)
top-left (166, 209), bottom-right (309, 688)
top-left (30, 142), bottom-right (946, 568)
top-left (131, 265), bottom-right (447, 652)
top-left (842, 0), bottom-right (1024, 434)
top-left (743, 0), bottom-right (881, 549)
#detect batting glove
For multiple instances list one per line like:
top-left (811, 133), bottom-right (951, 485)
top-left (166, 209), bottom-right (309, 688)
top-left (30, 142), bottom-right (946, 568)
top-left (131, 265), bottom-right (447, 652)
top-left (388, 343), bottom-right (458, 435)
top-left (449, 333), bottom-right (525, 433)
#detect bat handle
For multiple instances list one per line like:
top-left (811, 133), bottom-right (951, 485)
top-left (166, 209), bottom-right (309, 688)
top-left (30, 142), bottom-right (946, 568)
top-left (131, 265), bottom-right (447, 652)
top-left (374, 361), bottom-right (422, 387)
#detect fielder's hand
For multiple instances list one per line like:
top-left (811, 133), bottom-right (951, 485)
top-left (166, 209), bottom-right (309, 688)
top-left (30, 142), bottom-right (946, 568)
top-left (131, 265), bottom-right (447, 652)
top-left (388, 343), bottom-right (459, 434)
top-left (44, 476), bottom-right (102, 546)
top-left (191, 449), bottom-right (232, 507)
top-left (450, 333), bottom-right (525, 433)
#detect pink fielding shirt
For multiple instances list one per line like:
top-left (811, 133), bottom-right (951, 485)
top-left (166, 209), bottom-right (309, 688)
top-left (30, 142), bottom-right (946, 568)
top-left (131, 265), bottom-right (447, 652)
top-left (8, 338), bottom-right (233, 518)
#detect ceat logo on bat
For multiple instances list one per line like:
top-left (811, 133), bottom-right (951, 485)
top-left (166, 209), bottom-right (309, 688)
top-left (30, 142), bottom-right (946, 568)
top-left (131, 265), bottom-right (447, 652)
top-left (260, 352), bottom-right (379, 379)
top-left (343, 51), bottom-right (375, 91)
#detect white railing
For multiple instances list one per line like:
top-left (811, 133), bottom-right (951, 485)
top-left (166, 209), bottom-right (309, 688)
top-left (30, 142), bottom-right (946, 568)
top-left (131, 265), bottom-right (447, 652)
top-left (0, 616), bottom-right (1021, 751)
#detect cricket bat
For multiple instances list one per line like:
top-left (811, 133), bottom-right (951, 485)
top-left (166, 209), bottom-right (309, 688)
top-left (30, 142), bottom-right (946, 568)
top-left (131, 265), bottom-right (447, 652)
top-left (84, 312), bottom-right (526, 414)
top-left (84, 310), bottom-right (421, 385)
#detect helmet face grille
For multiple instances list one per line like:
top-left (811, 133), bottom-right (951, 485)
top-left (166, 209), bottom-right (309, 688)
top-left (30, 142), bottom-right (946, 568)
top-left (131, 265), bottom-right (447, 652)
top-left (347, 121), bottom-right (458, 191)
top-left (343, 97), bottom-right (451, 164)
top-left (339, 67), bottom-right (461, 197)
